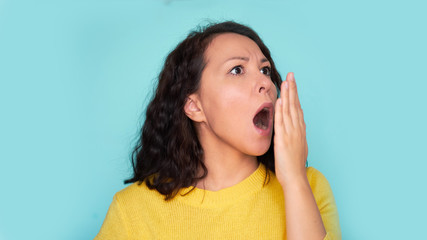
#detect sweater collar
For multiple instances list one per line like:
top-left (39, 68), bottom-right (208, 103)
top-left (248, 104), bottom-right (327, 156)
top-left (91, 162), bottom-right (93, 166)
top-left (176, 163), bottom-right (269, 207)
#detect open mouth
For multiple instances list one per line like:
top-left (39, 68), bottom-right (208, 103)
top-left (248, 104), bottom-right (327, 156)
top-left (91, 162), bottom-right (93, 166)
top-left (253, 103), bottom-right (273, 131)
top-left (253, 108), bottom-right (270, 130)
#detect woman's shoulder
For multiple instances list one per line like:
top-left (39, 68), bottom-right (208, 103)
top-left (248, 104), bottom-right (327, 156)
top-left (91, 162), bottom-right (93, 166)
top-left (306, 166), bottom-right (341, 238)
top-left (306, 166), bottom-right (333, 190)
top-left (305, 166), bottom-right (337, 207)
top-left (113, 181), bottom-right (166, 207)
top-left (306, 166), bottom-right (329, 184)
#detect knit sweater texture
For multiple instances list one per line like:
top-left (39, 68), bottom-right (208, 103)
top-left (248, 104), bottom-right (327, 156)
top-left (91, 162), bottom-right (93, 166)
top-left (95, 164), bottom-right (341, 239)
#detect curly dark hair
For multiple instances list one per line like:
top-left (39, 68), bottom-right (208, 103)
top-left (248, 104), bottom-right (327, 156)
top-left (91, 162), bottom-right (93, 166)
top-left (125, 21), bottom-right (283, 200)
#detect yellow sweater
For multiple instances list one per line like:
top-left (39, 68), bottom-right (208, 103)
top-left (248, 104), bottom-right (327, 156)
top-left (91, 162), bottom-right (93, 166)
top-left (95, 164), bottom-right (341, 239)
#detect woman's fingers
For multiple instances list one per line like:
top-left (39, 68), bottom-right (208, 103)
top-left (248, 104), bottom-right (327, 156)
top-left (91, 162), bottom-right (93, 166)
top-left (274, 97), bottom-right (284, 131)
top-left (289, 73), bottom-right (306, 132)
top-left (287, 72), bottom-right (301, 130)
top-left (274, 72), bottom-right (309, 183)
top-left (280, 77), bottom-right (293, 134)
top-left (299, 108), bottom-right (306, 132)
top-left (277, 72), bottom-right (306, 134)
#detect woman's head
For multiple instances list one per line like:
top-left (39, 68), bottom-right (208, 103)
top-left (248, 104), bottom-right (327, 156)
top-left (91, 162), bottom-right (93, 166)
top-left (126, 21), bottom-right (283, 200)
top-left (185, 32), bottom-right (278, 160)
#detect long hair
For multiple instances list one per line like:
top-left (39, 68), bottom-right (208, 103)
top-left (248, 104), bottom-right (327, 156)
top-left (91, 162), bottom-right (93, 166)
top-left (125, 21), bottom-right (283, 200)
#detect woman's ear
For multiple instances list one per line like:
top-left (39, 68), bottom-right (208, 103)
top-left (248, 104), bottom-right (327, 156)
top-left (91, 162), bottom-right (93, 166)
top-left (184, 94), bottom-right (205, 122)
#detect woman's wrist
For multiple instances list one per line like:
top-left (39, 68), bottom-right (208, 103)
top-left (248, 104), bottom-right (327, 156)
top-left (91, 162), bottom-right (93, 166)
top-left (278, 169), bottom-right (309, 189)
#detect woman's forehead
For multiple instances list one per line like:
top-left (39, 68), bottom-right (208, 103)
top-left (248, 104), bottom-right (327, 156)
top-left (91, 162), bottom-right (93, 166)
top-left (204, 33), bottom-right (266, 64)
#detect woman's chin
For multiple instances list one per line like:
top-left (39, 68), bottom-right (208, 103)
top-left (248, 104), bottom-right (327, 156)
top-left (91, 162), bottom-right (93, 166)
top-left (248, 143), bottom-right (271, 157)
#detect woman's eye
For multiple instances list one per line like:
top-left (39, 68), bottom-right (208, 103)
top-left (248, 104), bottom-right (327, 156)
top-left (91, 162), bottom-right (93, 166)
top-left (230, 66), bottom-right (244, 75)
top-left (261, 66), bottom-right (272, 76)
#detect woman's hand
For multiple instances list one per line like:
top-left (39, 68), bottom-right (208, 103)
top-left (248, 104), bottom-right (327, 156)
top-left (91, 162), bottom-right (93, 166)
top-left (274, 72), bottom-right (308, 185)
top-left (274, 72), bottom-right (326, 239)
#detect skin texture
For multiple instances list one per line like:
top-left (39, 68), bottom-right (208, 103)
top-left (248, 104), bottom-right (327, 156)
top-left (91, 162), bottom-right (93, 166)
top-left (184, 33), bottom-right (326, 239)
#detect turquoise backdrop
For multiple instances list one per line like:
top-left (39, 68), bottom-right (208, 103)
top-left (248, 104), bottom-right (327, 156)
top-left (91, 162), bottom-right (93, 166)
top-left (1, 0), bottom-right (426, 239)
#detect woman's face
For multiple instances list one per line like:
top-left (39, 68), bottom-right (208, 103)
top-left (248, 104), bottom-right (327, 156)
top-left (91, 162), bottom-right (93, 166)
top-left (195, 33), bottom-right (278, 157)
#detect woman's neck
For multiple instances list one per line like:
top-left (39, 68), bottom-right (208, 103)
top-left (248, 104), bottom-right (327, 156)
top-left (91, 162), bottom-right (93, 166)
top-left (195, 137), bottom-right (259, 192)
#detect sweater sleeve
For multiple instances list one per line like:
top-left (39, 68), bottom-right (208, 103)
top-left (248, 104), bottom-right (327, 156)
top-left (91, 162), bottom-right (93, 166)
top-left (94, 194), bottom-right (130, 240)
top-left (306, 167), bottom-right (342, 240)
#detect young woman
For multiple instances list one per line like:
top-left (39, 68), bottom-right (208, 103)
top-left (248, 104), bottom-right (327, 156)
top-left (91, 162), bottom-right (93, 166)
top-left (95, 21), bottom-right (341, 240)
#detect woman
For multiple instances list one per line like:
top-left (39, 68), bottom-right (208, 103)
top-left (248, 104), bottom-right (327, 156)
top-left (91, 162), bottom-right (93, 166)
top-left (95, 21), bottom-right (341, 240)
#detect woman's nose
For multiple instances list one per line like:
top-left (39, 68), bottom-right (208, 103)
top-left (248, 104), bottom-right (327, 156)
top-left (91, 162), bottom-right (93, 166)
top-left (257, 72), bottom-right (272, 94)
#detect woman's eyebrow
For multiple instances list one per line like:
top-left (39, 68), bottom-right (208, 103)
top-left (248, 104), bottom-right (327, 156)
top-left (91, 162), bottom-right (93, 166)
top-left (223, 56), bottom-right (270, 64)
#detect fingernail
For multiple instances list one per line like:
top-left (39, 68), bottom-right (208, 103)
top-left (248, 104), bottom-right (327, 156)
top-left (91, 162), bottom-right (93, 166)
top-left (290, 72), bottom-right (295, 81)
top-left (277, 98), bottom-right (282, 105)
top-left (285, 81), bottom-right (289, 89)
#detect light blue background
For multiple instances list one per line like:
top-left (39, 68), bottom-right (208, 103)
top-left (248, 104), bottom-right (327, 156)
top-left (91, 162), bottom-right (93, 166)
top-left (1, 0), bottom-right (426, 239)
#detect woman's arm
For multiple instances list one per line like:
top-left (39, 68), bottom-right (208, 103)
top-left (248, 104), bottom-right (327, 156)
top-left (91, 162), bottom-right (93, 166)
top-left (274, 72), bottom-right (326, 240)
